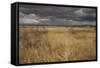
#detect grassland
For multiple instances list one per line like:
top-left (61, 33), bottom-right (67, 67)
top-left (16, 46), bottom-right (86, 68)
top-left (19, 26), bottom-right (96, 64)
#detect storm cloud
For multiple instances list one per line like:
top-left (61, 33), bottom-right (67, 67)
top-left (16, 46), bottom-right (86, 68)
top-left (19, 4), bottom-right (96, 26)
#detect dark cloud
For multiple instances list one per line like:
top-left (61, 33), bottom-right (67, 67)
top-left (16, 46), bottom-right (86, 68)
top-left (19, 4), bottom-right (96, 25)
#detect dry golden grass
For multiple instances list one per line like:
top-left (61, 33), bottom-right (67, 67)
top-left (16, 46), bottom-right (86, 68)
top-left (19, 26), bottom-right (96, 64)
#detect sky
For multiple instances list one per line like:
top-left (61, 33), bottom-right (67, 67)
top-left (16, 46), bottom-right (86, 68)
top-left (19, 4), bottom-right (96, 26)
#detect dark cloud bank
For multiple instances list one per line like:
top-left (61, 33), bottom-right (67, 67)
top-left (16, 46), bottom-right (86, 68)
top-left (19, 4), bottom-right (96, 26)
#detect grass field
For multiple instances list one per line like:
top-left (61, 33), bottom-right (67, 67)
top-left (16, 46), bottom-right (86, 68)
top-left (19, 26), bottom-right (96, 64)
